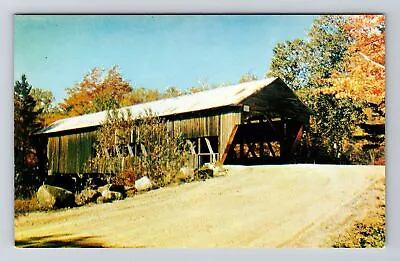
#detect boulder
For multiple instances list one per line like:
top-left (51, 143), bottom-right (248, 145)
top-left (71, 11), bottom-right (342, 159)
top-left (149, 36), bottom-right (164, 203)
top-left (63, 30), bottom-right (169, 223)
top-left (203, 163), bottom-right (227, 176)
top-left (97, 191), bottom-right (124, 203)
top-left (196, 168), bottom-right (213, 180)
top-left (125, 187), bottom-right (137, 197)
top-left (97, 184), bottom-right (112, 194)
top-left (96, 196), bottom-right (112, 204)
top-left (44, 175), bottom-right (77, 193)
top-left (109, 191), bottom-right (124, 200)
top-left (179, 167), bottom-right (194, 179)
top-left (98, 184), bottom-right (126, 196)
top-left (36, 184), bottom-right (75, 209)
top-left (135, 176), bottom-right (153, 192)
top-left (108, 184), bottom-right (126, 195)
top-left (75, 188), bottom-right (101, 206)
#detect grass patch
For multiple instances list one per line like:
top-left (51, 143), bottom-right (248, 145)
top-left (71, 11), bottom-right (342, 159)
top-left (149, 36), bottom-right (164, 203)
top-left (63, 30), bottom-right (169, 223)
top-left (332, 177), bottom-right (385, 248)
top-left (14, 196), bottom-right (46, 217)
top-left (332, 214), bottom-right (385, 248)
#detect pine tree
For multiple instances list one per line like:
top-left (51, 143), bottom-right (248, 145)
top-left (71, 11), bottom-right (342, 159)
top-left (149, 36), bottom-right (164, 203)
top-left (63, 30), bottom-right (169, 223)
top-left (14, 74), bottom-right (42, 197)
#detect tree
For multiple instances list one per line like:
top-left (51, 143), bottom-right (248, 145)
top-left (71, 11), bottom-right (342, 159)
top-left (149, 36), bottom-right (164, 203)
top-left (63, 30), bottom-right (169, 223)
top-left (306, 15), bottom-right (351, 88)
top-left (162, 86), bottom-right (183, 98)
top-left (14, 75), bottom-right (45, 197)
top-left (60, 66), bottom-right (132, 116)
top-left (14, 75), bottom-right (41, 169)
top-left (187, 86), bottom-right (207, 94)
top-left (268, 39), bottom-right (308, 90)
top-left (296, 89), bottom-right (365, 163)
top-left (121, 87), bottom-right (161, 107)
top-left (238, 72), bottom-right (258, 83)
top-left (29, 88), bottom-right (60, 126)
top-left (30, 88), bottom-right (55, 114)
top-left (327, 15), bottom-right (385, 119)
top-left (267, 15), bottom-right (350, 90)
top-left (322, 15), bottom-right (385, 164)
top-left (267, 15), bottom-right (368, 163)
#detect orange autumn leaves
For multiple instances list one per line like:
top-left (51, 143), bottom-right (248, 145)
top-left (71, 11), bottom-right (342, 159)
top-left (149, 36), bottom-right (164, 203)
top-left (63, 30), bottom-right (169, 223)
top-left (321, 15), bottom-right (385, 117)
top-left (42, 66), bottom-right (133, 125)
top-left (61, 66), bottom-right (132, 116)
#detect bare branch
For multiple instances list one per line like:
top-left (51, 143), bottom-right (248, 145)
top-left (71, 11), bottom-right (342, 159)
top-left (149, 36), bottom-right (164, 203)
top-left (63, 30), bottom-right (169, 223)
top-left (359, 52), bottom-right (385, 69)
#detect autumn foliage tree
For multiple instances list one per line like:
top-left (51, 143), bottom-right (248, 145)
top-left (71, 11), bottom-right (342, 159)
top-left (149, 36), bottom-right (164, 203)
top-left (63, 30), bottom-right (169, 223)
top-left (268, 15), bottom-right (355, 163)
top-left (323, 15), bottom-right (385, 164)
top-left (60, 66), bottom-right (132, 117)
top-left (326, 15), bottom-right (385, 120)
top-left (47, 65), bottom-right (227, 125)
top-left (268, 15), bottom-right (385, 164)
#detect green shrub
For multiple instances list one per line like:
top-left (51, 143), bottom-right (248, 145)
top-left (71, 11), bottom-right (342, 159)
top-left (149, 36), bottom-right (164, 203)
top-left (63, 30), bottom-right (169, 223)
top-left (85, 109), bottom-right (191, 187)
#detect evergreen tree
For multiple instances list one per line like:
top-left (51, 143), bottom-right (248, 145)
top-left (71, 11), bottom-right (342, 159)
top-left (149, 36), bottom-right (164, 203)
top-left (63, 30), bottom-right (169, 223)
top-left (14, 74), bottom-right (43, 197)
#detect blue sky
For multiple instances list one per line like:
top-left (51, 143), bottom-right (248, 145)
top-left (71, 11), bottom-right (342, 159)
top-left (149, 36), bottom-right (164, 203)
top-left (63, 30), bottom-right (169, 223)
top-left (14, 15), bottom-right (317, 103)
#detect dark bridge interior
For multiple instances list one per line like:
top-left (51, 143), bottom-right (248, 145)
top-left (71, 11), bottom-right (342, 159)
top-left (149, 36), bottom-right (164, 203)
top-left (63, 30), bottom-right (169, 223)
top-left (223, 120), bottom-right (303, 165)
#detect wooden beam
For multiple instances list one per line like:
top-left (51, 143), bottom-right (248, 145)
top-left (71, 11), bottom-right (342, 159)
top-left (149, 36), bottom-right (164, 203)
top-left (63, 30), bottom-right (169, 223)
top-left (230, 144), bottom-right (238, 159)
top-left (220, 125), bottom-right (239, 163)
top-left (264, 115), bottom-right (280, 139)
top-left (245, 143), bottom-right (258, 158)
top-left (204, 137), bottom-right (214, 154)
top-left (289, 125), bottom-right (304, 155)
top-left (240, 140), bottom-right (244, 159)
top-left (198, 137), bottom-right (201, 167)
top-left (198, 137), bottom-right (201, 154)
top-left (260, 141), bottom-right (265, 158)
top-left (266, 141), bottom-right (276, 158)
top-left (204, 137), bottom-right (216, 162)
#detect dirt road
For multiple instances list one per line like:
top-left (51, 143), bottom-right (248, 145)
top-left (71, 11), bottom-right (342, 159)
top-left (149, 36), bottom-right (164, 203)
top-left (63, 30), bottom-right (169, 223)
top-left (14, 165), bottom-right (385, 248)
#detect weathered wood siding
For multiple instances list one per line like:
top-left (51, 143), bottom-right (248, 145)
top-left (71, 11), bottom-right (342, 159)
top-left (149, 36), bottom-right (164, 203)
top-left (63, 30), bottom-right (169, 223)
top-left (171, 112), bottom-right (220, 138)
top-left (218, 111), bottom-right (241, 157)
top-left (47, 131), bottom-right (96, 174)
top-left (166, 108), bottom-right (241, 158)
top-left (241, 79), bottom-right (310, 124)
top-left (47, 109), bottom-right (241, 174)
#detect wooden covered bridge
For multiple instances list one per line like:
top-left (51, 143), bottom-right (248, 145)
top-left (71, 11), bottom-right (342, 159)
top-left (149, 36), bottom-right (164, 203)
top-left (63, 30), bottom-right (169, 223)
top-left (37, 77), bottom-right (311, 175)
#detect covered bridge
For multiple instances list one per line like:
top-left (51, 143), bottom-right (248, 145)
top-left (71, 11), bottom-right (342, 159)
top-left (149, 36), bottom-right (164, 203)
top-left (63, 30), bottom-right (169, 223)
top-left (37, 77), bottom-right (311, 175)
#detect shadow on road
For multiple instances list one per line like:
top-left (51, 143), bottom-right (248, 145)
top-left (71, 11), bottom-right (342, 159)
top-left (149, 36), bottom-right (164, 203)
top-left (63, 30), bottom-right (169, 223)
top-left (15, 233), bottom-right (105, 248)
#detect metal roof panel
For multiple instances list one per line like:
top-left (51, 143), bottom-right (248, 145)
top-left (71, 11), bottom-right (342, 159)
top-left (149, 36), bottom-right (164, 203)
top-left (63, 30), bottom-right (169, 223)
top-left (37, 78), bottom-right (278, 134)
